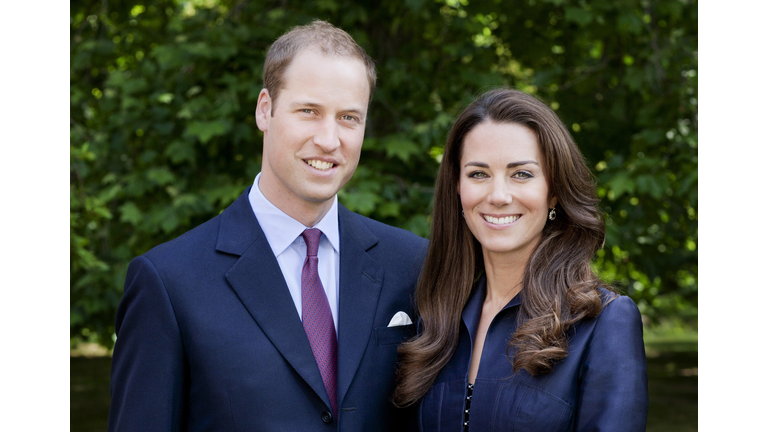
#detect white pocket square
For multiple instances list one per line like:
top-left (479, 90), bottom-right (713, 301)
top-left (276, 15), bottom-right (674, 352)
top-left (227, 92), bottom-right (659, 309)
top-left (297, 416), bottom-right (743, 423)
top-left (387, 311), bottom-right (413, 327)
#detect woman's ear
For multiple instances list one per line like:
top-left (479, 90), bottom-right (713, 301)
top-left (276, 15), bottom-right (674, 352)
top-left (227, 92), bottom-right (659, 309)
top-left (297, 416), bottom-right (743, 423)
top-left (549, 196), bottom-right (558, 209)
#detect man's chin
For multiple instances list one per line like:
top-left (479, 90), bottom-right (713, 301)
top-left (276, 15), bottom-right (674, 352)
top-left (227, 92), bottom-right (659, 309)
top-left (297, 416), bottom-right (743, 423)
top-left (299, 187), bottom-right (340, 205)
top-left (300, 178), bottom-right (348, 201)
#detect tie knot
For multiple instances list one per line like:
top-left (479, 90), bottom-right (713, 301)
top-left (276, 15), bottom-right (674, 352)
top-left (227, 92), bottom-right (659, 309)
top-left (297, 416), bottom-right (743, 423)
top-left (301, 228), bottom-right (322, 257)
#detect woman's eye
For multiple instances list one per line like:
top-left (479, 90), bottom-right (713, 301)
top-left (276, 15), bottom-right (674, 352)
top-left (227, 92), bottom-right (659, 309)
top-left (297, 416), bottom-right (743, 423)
top-left (341, 115), bottom-right (356, 121)
top-left (513, 171), bottom-right (533, 179)
top-left (469, 171), bottom-right (488, 179)
top-left (301, 109), bottom-right (313, 114)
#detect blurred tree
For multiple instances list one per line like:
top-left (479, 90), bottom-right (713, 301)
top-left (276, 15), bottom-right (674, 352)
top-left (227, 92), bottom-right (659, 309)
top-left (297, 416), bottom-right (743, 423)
top-left (71, 0), bottom-right (697, 349)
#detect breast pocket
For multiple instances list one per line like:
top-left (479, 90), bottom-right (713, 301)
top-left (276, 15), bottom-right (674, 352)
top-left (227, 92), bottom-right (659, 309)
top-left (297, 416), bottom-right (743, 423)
top-left (374, 324), bottom-right (415, 345)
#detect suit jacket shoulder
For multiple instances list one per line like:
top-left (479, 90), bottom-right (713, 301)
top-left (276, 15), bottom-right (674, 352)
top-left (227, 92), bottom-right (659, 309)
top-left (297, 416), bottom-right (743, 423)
top-left (340, 205), bottom-right (428, 263)
top-left (142, 214), bottom-right (222, 266)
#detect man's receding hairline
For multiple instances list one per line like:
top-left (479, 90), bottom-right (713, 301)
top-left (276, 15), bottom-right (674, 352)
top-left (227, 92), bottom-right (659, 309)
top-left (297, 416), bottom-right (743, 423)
top-left (288, 46), bottom-right (370, 68)
top-left (273, 49), bottom-right (371, 104)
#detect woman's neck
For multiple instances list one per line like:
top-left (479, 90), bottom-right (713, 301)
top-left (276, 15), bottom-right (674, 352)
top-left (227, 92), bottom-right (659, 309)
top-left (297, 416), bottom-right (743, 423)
top-left (482, 252), bottom-right (527, 310)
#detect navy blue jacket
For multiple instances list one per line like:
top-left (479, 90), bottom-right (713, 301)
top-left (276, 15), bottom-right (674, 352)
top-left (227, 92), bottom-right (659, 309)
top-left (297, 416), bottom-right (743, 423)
top-left (419, 276), bottom-right (648, 431)
top-left (108, 188), bottom-right (427, 431)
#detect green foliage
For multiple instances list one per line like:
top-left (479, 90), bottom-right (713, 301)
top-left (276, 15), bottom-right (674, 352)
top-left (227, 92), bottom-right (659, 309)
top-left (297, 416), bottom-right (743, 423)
top-left (71, 0), bottom-right (697, 348)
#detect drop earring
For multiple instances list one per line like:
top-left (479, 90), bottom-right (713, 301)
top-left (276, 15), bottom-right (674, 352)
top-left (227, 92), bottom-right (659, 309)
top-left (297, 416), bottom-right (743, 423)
top-left (548, 207), bottom-right (556, 221)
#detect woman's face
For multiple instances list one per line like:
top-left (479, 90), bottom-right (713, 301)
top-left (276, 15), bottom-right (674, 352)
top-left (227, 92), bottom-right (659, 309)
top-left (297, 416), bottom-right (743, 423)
top-left (458, 121), bottom-right (556, 262)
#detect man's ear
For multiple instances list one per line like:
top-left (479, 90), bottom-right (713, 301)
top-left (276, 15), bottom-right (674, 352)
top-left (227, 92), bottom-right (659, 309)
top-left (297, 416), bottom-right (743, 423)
top-left (255, 89), bottom-right (271, 132)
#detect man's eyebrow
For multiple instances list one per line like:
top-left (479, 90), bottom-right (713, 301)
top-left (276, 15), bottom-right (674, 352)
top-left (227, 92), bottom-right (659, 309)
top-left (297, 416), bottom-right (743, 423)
top-left (463, 160), bottom-right (540, 168)
top-left (290, 101), bottom-right (366, 117)
top-left (290, 101), bottom-right (322, 109)
top-left (342, 108), bottom-right (366, 117)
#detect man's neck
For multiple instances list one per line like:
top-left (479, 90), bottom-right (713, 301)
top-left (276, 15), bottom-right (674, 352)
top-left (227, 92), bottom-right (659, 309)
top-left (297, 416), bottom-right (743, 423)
top-left (257, 182), bottom-right (334, 228)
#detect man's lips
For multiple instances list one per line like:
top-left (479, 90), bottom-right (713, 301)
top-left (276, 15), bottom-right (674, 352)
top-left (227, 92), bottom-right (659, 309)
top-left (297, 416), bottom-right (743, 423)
top-left (304, 158), bottom-right (337, 171)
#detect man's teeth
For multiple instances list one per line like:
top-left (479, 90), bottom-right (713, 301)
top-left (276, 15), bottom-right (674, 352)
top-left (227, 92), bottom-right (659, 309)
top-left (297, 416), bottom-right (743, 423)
top-left (483, 215), bottom-right (521, 225)
top-left (306, 160), bottom-right (334, 170)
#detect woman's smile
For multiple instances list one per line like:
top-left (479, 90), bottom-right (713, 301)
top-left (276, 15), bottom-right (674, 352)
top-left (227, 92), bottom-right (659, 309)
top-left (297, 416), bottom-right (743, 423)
top-left (481, 214), bottom-right (521, 226)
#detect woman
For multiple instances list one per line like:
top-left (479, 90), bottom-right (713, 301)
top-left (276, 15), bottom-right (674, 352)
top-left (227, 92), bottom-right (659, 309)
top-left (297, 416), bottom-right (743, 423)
top-left (394, 89), bottom-right (648, 431)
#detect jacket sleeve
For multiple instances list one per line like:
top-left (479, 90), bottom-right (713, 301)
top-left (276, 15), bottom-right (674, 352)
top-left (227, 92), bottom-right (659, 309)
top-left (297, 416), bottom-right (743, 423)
top-left (108, 255), bottom-right (187, 431)
top-left (575, 295), bottom-right (648, 431)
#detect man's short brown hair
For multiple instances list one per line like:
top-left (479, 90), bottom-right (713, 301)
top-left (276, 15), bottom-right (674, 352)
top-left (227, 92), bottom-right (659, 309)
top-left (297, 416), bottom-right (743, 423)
top-left (263, 20), bottom-right (377, 112)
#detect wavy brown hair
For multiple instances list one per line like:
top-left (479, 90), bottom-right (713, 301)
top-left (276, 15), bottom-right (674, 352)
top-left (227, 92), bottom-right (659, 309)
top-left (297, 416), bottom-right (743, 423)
top-left (393, 89), bottom-right (611, 407)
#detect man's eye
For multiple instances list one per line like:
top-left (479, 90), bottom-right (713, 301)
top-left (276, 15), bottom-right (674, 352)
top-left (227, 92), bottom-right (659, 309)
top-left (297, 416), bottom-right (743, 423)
top-left (341, 115), bottom-right (356, 121)
top-left (302, 109), bottom-right (313, 114)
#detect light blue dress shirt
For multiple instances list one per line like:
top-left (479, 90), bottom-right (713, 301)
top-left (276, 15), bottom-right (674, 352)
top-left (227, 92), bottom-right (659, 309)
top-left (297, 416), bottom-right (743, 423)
top-left (248, 173), bottom-right (340, 334)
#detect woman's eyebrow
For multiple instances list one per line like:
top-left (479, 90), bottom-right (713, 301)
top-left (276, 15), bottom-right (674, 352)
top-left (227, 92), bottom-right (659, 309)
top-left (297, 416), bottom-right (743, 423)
top-left (507, 160), bottom-right (539, 168)
top-left (464, 161), bottom-right (489, 168)
top-left (463, 160), bottom-right (540, 168)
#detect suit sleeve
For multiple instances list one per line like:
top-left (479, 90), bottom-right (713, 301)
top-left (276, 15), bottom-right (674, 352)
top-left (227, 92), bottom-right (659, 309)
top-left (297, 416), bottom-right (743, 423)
top-left (575, 295), bottom-right (648, 432)
top-left (108, 256), bottom-right (187, 432)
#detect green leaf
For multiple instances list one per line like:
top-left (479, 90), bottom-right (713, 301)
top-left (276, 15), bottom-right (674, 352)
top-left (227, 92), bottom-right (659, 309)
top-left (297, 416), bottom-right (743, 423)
top-left (676, 169), bottom-right (697, 198)
top-left (164, 140), bottom-right (197, 165)
top-left (184, 119), bottom-right (232, 144)
top-left (161, 213), bottom-right (180, 233)
top-left (157, 93), bottom-right (174, 104)
top-left (383, 136), bottom-right (420, 162)
top-left (405, 214), bottom-right (430, 238)
top-left (378, 201), bottom-right (400, 218)
top-left (635, 174), bottom-right (666, 199)
top-left (152, 45), bottom-right (186, 71)
top-left (146, 167), bottom-right (176, 186)
top-left (564, 7), bottom-right (593, 26)
top-left (340, 191), bottom-right (379, 215)
top-left (617, 11), bottom-right (643, 35)
top-left (119, 202), bottom-right (143, 226)
top-left (608, 172), bottom-right (635, 199)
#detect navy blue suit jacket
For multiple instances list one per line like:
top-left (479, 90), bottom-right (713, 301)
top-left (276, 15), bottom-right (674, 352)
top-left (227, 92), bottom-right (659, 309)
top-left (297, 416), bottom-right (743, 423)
top-left (419, 276), bottom-right (648, 431)
top-left (108, 188), bottom-right (427, 431)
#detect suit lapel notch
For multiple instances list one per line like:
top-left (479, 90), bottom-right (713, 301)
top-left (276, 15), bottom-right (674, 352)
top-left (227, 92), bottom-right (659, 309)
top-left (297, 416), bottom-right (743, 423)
top-left (216, 187), bottom-right (261, 256)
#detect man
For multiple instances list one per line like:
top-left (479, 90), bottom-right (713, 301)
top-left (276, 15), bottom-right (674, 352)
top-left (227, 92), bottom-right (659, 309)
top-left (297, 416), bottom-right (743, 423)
top-left (108, 21), bottom-right (426, 431)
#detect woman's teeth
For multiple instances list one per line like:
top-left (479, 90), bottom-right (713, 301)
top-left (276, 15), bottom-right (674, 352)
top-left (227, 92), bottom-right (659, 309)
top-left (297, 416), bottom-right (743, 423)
top-left (483, 215), bottom-right (521, 225)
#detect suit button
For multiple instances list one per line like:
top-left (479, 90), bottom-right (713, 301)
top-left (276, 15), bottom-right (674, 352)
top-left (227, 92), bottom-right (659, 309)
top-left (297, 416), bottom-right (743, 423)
top-left (321, 411), bottom-right (333, 424)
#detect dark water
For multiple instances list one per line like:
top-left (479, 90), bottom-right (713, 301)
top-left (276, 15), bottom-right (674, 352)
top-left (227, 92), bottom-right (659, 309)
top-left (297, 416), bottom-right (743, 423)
top-left (70, 356), bottom-right (112, 431)
top-left (645, 342), bottom-right (698, 432)
top-left (71, 349), bottom-right (697, 431)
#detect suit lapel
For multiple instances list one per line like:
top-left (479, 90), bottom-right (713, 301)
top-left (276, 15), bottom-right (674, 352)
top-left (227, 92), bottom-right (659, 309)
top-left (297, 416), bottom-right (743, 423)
top-left (218, 189), bottom-right (331, 409)
top-left (336, 206), bottom-right (383, 406)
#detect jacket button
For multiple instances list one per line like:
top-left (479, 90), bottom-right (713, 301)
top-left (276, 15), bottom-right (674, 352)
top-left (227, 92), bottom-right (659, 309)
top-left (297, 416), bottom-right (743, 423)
top-left (321, 411), bottom-right (333, 424)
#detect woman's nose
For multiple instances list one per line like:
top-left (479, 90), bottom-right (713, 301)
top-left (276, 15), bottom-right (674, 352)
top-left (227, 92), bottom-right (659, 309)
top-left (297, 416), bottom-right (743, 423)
top-left (487, 180), bottom-right (513, 207)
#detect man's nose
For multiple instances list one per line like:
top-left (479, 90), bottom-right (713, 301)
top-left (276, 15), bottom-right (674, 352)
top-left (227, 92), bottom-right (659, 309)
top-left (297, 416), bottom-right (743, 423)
top-left (313, 118), bottom-right (341, 152)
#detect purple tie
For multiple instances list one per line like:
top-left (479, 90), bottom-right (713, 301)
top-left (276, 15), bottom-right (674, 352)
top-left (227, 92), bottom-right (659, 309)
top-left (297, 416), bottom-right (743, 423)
top-left (300, 228), bottom-right (338, 416)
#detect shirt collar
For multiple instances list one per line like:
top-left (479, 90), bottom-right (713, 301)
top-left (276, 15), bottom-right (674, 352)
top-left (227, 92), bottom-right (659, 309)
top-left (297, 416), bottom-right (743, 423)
top-left (461, 274), bottom-right (522, 344)
top-left (248, 173), bottom-right (340, 256)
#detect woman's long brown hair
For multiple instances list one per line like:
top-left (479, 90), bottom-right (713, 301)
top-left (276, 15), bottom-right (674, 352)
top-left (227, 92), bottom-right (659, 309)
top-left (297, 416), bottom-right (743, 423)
top-left (393, 89), bottom-right (609, 407)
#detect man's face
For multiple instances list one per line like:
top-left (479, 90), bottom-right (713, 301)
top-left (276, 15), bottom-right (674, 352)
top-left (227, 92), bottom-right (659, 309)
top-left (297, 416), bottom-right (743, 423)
top-left (255, 49), bottom-right (370, 225)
